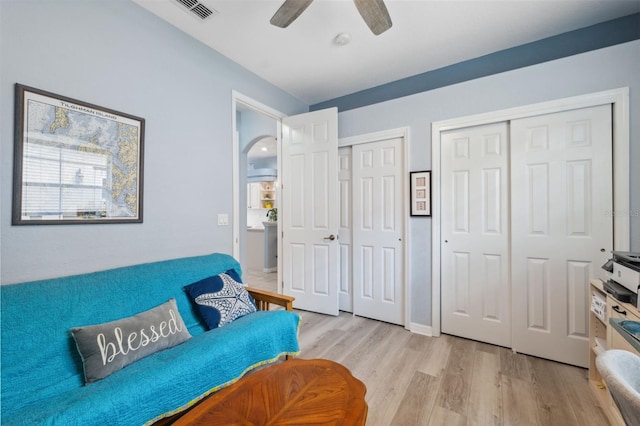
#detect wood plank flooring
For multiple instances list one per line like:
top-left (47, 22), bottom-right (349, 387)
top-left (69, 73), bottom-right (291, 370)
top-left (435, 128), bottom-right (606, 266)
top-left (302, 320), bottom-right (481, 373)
top-left (243, 270), bottom-right (610, 426)
top-left (296, 310), bottom-right (610, 426)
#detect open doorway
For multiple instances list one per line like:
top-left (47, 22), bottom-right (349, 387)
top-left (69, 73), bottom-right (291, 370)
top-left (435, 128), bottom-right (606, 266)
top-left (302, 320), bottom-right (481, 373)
top-left (245, 136), bottom-right (277, 278)
top-left (232, 92), bottom-right (284, 293)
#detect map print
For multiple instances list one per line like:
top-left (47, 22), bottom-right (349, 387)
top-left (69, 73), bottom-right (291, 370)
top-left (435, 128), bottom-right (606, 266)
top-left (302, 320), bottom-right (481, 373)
top-left (20, 90), bottom-right (142, 222)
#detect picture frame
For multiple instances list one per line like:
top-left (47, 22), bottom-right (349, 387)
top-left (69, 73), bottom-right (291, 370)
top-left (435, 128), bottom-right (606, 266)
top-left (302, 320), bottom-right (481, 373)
top-left (410, 171), bottom-right (431, 217)
top-left (12, 84), bottom-right (145, 225)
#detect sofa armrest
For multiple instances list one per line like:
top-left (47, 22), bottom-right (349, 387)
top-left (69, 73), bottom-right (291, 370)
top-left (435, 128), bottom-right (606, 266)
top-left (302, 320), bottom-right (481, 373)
top-left (247, 287), bottom-right (295, 312)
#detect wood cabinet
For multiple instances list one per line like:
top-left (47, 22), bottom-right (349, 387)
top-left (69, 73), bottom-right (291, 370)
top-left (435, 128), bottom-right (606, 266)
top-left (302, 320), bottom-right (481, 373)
top-left (589, 280), bottom-right (607, 369)
top-left (589, 279), bottom-right (639, 426)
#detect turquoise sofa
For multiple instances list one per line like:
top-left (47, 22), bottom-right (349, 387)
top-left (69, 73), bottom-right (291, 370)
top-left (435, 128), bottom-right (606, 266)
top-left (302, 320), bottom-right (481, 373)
top-left (0, 253), bottom-right (301, 425)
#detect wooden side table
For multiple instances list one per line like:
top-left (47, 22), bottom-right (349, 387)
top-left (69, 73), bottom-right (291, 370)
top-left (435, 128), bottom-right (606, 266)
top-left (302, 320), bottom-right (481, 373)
top-left (173, 358), bottom-right (367, 425)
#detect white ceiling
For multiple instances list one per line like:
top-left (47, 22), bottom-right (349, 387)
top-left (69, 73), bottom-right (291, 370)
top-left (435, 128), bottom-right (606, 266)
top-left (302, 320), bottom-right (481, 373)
top-left (247, 136), bottom-right (277, 161)
top-left (133, 0), bottom-right (639, 105)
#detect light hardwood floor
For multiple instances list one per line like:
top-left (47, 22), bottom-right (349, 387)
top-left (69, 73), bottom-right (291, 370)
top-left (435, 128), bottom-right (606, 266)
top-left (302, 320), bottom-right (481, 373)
top-left (244, 268), bottom-right (279, 292)
top-left (244, 270), bottom-right (610, 426)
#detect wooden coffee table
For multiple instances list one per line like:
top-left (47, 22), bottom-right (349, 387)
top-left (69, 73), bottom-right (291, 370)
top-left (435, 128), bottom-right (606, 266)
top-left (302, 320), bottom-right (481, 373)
top-left (173, 358), bottom-right (367, 425)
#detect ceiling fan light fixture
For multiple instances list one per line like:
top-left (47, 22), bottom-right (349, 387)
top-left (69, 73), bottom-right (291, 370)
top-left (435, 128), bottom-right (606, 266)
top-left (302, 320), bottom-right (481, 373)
top-left (334, 33), bottom-right (351, 46)
top-left (353, 0), bottom-right (392, 35)
top-left (270, 0), bottom-right (314, 28)
top-left (270, 0), bottom-right (392, 35)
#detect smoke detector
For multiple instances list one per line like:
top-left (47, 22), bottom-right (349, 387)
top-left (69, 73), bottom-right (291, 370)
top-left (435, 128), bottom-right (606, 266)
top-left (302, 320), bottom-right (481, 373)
top-left (334, 33), bottom-right (351, 46)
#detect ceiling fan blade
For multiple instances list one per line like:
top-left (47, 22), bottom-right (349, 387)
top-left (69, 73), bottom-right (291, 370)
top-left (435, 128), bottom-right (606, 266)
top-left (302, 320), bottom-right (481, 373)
top-left (270, 0), bottom-right (314, 28)
top-left (353, 0), bottom-right (392, 35)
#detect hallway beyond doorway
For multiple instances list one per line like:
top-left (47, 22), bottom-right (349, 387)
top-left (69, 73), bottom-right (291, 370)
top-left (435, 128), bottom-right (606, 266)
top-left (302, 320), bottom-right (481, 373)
top-left (244, 269), bottom-right (277, 293)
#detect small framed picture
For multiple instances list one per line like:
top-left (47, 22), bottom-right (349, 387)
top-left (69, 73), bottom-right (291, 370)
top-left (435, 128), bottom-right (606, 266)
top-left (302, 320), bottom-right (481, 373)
top-left (410, 171), bottom-right (431, 216)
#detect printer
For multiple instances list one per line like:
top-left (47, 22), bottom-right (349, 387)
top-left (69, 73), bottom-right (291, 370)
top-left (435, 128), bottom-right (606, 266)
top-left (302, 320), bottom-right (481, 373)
top-left (603, 251), bottom-right (640, 308)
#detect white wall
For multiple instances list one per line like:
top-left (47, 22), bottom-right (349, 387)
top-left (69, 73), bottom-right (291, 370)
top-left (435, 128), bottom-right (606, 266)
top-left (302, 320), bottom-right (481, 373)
top-left (339, 40), bottom-right (640, 326)
top-left (0, 0), bottom-right (306, 284)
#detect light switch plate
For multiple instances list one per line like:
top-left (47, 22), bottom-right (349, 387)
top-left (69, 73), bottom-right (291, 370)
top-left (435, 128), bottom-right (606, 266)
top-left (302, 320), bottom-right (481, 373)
top-left (217, 213), bottom-right (228, 226)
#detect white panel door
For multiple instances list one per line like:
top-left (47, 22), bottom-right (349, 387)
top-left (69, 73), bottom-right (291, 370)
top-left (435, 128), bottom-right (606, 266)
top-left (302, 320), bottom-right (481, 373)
top-left (281, 108), bottom-right (339, 315)
top-left (338, 147), bottom-right (353, 313)
top-left (441, 123), bottom-right (511, 347)
top-left (511, 105), bottom-right (613, 367)
top-left (352, 137), bottom-right (404, 325)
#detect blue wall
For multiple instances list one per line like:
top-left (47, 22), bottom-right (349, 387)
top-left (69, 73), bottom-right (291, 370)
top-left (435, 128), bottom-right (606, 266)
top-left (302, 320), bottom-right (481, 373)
top-left (1, 1), bottom-right (637, 330)
top-left (0, 0), bottom-right (307, 284)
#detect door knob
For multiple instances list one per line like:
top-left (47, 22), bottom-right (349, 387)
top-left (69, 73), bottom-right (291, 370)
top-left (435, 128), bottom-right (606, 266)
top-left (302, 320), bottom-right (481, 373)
top-left (324, 234), bottom-right (336, 241)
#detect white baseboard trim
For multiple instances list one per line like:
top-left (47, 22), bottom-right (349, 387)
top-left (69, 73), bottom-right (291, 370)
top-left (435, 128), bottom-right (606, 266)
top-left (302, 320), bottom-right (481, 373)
top-left (409, 322), bottom-right (433, 337)
top-left (262, 267), bottom-right (277, 273)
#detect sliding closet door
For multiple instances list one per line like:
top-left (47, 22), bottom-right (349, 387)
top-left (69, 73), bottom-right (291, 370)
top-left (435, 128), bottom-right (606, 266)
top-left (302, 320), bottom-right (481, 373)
top-left (441, 123), bottom-right (511, 347)
top-left (510, 105), bottom-right (613, 367)
top-left (338, 147), bottom-right (353, 313)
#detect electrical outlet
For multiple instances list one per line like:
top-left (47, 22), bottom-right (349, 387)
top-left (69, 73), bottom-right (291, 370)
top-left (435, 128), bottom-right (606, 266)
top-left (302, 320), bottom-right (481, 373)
top-left (217, 213), bottom-right (228, 226)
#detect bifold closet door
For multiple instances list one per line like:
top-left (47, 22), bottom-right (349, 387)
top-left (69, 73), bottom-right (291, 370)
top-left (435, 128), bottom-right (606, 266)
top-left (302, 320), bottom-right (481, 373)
top-left (441, 122), bottom-right (511, 347)
top-left (510, 104), bottom-right (613, 368)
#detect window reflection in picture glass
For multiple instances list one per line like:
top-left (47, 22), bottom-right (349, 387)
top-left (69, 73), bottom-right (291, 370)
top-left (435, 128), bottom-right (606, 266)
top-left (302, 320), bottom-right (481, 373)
top-left (12, 84), bottom-right (145, 225)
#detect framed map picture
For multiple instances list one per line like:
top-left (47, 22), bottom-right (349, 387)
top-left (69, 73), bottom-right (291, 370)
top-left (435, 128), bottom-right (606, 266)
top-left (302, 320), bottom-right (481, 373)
top-left (12, 84), bottom-right (145, 225)
top-left (410, 171), bottom-right (431, 217)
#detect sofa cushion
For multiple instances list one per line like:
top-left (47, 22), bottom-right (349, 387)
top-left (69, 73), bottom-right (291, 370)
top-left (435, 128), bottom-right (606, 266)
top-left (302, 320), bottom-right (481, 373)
top-left (184, 270), bottom-right (257, 329)
top-left (71, 298), bottom-right (192, 383)
top-left (5, 310), bottom-right (301, 426)
top-left (0, 253), bottom-right (243, 423)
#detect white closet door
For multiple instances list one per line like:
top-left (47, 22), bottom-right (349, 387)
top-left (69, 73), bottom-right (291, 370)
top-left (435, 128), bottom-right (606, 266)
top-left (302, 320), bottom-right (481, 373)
top-left (352, 137), bottom-right (404, 325)
top-left (441, 123), bottom-right (511, 347)
top-left (511, 104), bottom-right (613, 367)
top-left (338, 147), bottom-right (353, 313)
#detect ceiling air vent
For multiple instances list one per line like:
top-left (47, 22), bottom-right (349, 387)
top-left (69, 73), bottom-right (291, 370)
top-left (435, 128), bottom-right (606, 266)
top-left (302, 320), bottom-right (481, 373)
top-left (174, 0), bottom-right (217, 21)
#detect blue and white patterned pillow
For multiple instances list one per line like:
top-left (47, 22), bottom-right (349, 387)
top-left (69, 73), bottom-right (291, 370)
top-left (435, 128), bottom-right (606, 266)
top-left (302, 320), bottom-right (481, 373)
top-left (184, 270), bottom-right (257, 329)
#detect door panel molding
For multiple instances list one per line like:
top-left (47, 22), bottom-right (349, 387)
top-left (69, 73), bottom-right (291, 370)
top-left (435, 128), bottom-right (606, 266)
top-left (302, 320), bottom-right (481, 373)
top-left (441, 122), bottom-right (511, 346)
top-left (282, 108), bottom-right (339, 315)
top-left (352, 137), bottom-right (404, 325)
top-left (432, 87), bottom-right (630, 339)
top-left (340, 127), bottom-right (410, 329)
top-left (510, 105), bottom-right (612, 367)
top-left (338, 147), bottom-right (353, 312)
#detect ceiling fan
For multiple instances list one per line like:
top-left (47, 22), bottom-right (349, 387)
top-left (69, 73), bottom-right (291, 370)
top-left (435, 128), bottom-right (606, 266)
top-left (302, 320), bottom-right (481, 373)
top-left (270, 0), bottom-right (392, 36)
